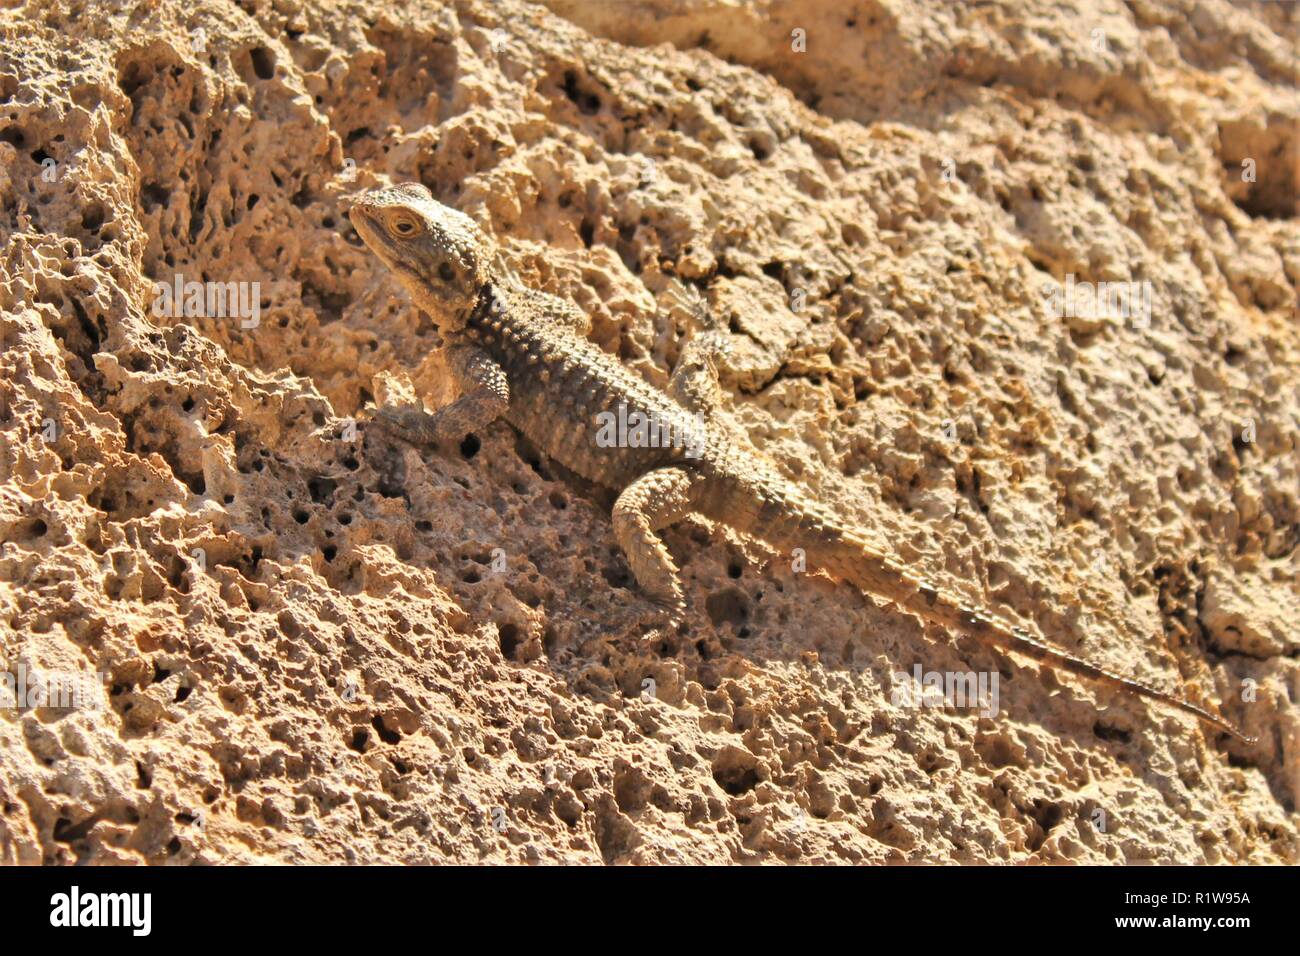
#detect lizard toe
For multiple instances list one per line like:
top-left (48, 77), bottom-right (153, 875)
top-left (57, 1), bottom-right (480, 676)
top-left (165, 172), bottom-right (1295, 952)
top-left (643, 593), bottom-right (686, 631)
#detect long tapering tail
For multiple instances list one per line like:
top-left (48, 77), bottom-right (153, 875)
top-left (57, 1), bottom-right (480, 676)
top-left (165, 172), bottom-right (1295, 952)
top-left (878, 554), bottom-right (1257, 744)
top-left (709, 476), bottom-right (1255, 744)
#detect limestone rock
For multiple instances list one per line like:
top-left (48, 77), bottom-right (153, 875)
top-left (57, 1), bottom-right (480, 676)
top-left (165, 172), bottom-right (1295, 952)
top-left (0, 0), bottom-right (1296, 864)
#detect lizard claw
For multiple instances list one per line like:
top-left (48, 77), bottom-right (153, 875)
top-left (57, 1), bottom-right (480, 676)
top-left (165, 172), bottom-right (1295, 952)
top-left (641, 594), bottom-right (686, 634)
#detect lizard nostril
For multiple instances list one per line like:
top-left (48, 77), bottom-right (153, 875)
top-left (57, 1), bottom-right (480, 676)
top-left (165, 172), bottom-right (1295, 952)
top-left (340, 214), bottom-right (365, 247)
top-left (438, 262), bottom-right (455, 282)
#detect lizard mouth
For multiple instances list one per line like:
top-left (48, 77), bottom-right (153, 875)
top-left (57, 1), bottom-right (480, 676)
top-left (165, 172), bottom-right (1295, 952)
top-left (347, 204), bottom-right (410, 278)
top-left (347, 203), bottom-right (438, 309)
top-left (346, 203), bottom-right (380, 248)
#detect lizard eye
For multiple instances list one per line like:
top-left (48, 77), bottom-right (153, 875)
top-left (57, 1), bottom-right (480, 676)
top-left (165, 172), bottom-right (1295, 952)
top-left (438, 262), bottom-right (456, 282)
top-left (388, 213), bottom-right (419, 237)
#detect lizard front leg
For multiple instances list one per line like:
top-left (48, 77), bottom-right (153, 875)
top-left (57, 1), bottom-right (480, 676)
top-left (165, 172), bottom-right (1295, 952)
top-left (612, 466), bottom-right (702, 620)
top-left (668, 329), bottom-right (730, 418)
top-left (666, 287), bottom-right (728, 418)
top-left (371, 344), bottom-right (509, 448)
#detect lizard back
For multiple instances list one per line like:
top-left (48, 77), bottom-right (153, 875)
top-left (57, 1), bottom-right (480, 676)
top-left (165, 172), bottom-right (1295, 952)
top-left (461, 281), bottom-right (714, 489)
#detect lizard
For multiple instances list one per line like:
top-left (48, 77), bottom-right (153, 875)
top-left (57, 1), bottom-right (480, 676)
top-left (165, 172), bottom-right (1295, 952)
top-left (347, 180), bottom-right (1256, 746)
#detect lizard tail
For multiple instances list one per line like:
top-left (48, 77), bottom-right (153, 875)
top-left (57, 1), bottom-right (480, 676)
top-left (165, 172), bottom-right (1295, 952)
top-left (877, 559), bottom-right (1259, 745)
top-left (711, 480), bottom-right (1255, 745)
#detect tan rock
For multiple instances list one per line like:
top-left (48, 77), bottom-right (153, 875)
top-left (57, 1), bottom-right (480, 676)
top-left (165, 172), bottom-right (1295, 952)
top-left (0, 0), bottom-right (1295, 864)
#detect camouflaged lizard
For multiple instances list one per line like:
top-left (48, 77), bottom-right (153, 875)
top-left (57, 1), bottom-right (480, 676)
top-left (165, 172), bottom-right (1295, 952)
top-left (348, 181), bottom-right (1253, 745)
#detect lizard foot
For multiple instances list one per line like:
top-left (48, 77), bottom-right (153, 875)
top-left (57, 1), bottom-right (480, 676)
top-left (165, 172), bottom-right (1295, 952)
top-left (611, 590), bottom-right (691, 634)
top-left (639, 593), bottom-right (686, 635)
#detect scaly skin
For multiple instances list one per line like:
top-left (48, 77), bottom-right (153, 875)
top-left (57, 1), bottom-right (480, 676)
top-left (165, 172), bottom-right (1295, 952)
top-left (348, 181), bottom-right (1255, 746)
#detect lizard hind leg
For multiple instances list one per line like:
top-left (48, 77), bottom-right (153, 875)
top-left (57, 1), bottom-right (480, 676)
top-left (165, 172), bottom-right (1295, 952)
top-left (611, 467), bottom-right (703, 621)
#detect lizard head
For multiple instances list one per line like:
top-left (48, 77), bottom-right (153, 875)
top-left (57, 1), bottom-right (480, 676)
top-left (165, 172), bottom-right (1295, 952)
top-left (348, 183), bottom-right (495, 328)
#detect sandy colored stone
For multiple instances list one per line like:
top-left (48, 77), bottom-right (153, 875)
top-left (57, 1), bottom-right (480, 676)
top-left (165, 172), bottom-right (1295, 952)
top-left (0, 0), bottom-right (1296, 864)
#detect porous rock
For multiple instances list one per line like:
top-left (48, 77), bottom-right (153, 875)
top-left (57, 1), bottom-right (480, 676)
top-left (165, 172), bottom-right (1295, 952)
top-left (0, 0), bottom-right (1296, 864)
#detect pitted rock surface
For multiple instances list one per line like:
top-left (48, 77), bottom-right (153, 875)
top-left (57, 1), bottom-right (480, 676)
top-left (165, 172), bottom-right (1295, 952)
top-left (0, 0), bottom-right (1296, 864)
